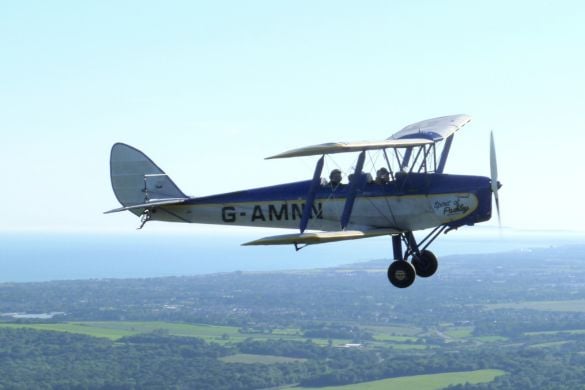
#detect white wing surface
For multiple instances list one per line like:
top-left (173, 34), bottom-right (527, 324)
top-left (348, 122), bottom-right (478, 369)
top-left (266, 114), bottom-right (470, 160)
top-left (389, 114), bottom-right (471, 141)
top-left (242, 228), bottom-right (401, 246)
top-left (266, 139), bottom-right (432, 159)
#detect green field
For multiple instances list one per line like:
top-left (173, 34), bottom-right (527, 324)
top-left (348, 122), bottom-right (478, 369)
top-left (485, 299), bottom-right (585, 312)
top-left (0, 322), bottom-right (137, 340)
top-left (444, 326), bottom-right (474, 339)
top-left (365, 324), bottom-right (423, 337)
top-left (475, 335), bottom-right (508, 342)
top-left (0, 322), bottom-right (244, 341)
top-left (0, 321), bottom-right (350, 346)
top-left (0, 321), bottom-right (491, 352)
top-left (0, 321), bottom-right (462, 351)
top-left (525, 329), bottom-right (585, 336)
top-left (371, 333), bottom-right (419, 342)
top-left (295, 369), bottom-right (506, 390)
top-left (370, 332), bottom-right (426, 350)
top-left (220, 353), bottom-right (306, 364)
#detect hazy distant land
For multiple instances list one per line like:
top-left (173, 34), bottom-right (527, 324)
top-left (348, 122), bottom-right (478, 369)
top-left (0, 244), bottom-right (585, 388)
top-left (1, 229), bottom-right (583, 282)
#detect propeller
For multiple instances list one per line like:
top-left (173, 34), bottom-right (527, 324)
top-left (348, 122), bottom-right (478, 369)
top-left (490, 131), bottom-right (502, 227)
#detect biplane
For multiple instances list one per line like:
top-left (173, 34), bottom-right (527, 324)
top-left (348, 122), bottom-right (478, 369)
top-left (106, 114), bottom-right (501, 288)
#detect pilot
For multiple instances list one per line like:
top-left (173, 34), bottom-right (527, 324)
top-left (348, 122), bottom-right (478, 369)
top-left (329, 169), bottom-right (342, 186)
top-left (375, 167), bottom-right (390, 184)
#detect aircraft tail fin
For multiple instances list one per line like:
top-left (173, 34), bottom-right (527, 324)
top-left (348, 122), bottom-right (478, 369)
top-left (109, 143), bottom-right (188, 211)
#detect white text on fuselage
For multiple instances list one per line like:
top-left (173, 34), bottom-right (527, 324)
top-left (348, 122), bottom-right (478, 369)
top-left (221, 203), bottom-right (324, 223)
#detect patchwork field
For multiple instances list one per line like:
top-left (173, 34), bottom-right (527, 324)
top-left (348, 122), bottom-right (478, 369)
top-left (525, 329), bottom-right (585, 336)
top-left (485, 299), bottom-right (585, 312)
top-left (295, 369), bottom-right (506, 389)
top-left (0, 321), bottom-right (242, 341)
top-left (0, 322), bottom-right (137, 339)
top-left (0, 321), bottom-right (434, 349)
top-left (0, 321), bottom-right (354, 345)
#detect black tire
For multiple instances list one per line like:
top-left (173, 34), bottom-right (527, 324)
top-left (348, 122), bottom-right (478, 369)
top-left (387, 261), bottom-right (416, 288)
top-left (411, 250), bottom-right (438, 278)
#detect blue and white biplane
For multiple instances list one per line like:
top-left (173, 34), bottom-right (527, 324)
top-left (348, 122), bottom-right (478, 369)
top-left (106, 114), bottom-right (501, 288)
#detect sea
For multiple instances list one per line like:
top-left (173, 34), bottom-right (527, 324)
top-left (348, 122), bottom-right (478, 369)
top-left (0, 229), bottom-right (583, 283)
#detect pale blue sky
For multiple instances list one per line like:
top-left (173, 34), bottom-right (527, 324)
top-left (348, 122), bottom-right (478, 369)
top-left (1, 1), bottom-right (584, 233)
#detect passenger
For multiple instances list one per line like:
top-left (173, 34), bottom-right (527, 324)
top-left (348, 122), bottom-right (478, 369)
top-left (375, 167), bottom-right (390, 184)
top-left (329, 169), bottom-right (342, 186)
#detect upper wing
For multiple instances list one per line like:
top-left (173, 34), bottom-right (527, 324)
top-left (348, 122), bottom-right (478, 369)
top-left (266, 114), bottom-right (470, 160)
top-left (242, 228), bottom-right (401, 246)
top-left (266, 139), bottom-right (432, 159)
top-left (389, 114), bottom-right (471, 142)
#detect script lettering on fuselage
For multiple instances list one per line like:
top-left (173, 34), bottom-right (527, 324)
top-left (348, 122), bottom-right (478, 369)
top-left (221, 203), bottom-right (323, 223)
top-left (433, 199), bottom-right (470, 216)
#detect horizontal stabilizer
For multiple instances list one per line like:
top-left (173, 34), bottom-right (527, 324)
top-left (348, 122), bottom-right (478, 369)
top-left (242, 228), bottom-right (401, 246)
top-left (104, 198), bottom-right (189, 214)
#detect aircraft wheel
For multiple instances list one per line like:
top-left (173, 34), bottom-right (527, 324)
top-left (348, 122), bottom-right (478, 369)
top-left (387, 261), bottom-right (416, 288)
top-left (411, 250), bottom-right (438, 278)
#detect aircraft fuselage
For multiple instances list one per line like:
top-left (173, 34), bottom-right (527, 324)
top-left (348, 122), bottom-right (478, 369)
top-left (142, 173), bottom-right (492, 233)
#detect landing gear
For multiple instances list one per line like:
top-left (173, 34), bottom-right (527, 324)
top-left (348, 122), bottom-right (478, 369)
top-left (387, 226), bottom-right (446, 288)
top-left (387, 261), bottom-right (416, 288)
top-left (411, 250), bottom-right (438, 278)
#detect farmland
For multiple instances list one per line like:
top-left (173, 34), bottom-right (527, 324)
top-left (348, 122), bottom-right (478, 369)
top-left (1, 246), bottom-right (585, 388)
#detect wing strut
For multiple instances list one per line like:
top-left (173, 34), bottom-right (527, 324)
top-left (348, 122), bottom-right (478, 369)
top-left (436, 134), bottom-right (454, 173)
top-left (299, 155), bottom-right (325, 233)
top-left (340, 151), bottom-right (366, 229)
